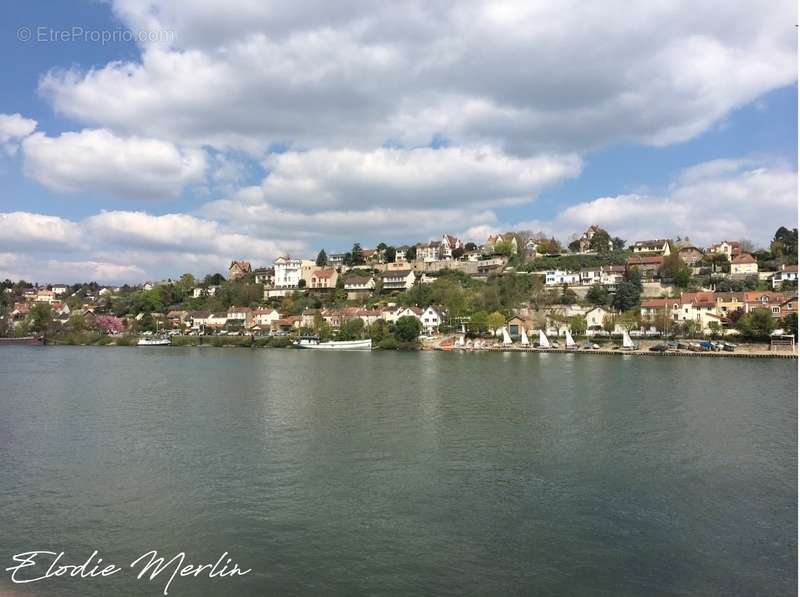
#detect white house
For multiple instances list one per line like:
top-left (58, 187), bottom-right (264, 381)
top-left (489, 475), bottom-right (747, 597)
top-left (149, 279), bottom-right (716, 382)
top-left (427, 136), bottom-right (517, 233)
top-left (730, 253), bottom-right (758, 276)
top-left (421, 306), bottom-right (445, 333)
top-left (545, 270), bottom-right (580, 286)
top-left (383, 306), bottom-right (422, 323)
top-left (632, 239), bottom-right (671, 255)
top-left (274, 256), bottom-right (302, 288)
top-left (585, 306), bottom-right (614, 333)
top-left (772, 264), bottom-right (798, 289)
top-left (418, 241), bottom-right (442, 262)
top-left (580, 265), bottom-right (625, 286)
top-left (253, 308), bottom-right (281, 328)
top-left (380, 270), bottom-right (416, 291)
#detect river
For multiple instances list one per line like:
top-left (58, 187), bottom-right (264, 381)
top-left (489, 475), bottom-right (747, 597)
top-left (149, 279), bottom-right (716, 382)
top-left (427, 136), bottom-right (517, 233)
top-left (0, 346), bottom-right (796, 596)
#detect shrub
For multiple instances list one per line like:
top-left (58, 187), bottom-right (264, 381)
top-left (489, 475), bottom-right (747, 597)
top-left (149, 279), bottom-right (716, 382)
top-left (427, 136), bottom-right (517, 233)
top-left (268, 336), bottom-right (292, 348)
top-left (378, 336), bottom-right (399, 350)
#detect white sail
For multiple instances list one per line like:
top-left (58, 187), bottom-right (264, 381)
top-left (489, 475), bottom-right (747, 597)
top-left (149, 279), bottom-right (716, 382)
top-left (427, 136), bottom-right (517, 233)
top-left (455, 335), bottom-right (465, 347)
top-left (538, 330), bottom-right (550, 349)
top-left (520, 328), bottom-right (530, 346)
top-left (565, 329), bottom-right (576, 348)
top-left (501, 327), bottom-right (513, 345)
top-left (622, 329), bottom-right (634, 349)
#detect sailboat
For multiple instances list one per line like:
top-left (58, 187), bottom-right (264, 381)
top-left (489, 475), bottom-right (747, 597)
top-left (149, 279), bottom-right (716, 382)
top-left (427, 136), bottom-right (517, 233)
top-left (455, 334), bottom-right (466, 348)
top-left (520, 328), bottom-right (530, 347)
top-left (501, 327), bottom-right (513, 346)
top-left (538, 330), bottom-right (550, 349)
top-left (621, 329), bottom-right (636, 350)
top-left (565, 329), bottom-right (577, 350)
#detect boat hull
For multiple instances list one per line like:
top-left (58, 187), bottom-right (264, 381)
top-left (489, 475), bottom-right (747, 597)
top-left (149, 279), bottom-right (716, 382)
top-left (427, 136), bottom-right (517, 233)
top-left (296, 339), bottom-right (372, 351)
top-left (137, 338), bottom-right (172, 346)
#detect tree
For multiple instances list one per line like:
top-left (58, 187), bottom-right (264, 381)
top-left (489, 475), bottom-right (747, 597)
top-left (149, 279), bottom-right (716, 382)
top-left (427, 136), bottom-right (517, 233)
top-left (464, 242), bottom-right (477, 252)
top-left (204, 273), bottom-right (226, 286)
top-left (736, 308), bottom-right (776, 339)
top-left (493, 239), bottom-right (515, 256)
top-left (406, 245), bottom-right (417, 261)
top-left (394, 316), bottom-right (422, 342)
top-left (612, 237), bottom-right (626, 251)
top-left (29, 303), bottom-right (53, 335)
top-left (93, 315), bottom-right (125, 334)
top-left (589, 229), bottom-right (612, 254)
top-left (612, 280), bottom-right (641, 311)
top-left (586, 284), bottom-right (610, 306)
top-left (298, 279), bottom-right (307, 289)
top-left (738, 239), bottom-right (756, 254)
top-left (659, 254), bottom-right (691, 288)
top-left (602, 314), bottom-right (616, 334)
top-left (384, 246), bottom-right (397, 263)
top-left (568, 239), bottom-right (582, 252)
top-left (486, 311), bottom-right (506, 333)
top-left (569, 315), bottom-right (587, 336)
top-left (338, 318), bottom-right (365, 340)
top-left (451, 247), bottom-right (465, 260)
top-left (316, 249), bottom-right (328, 266)
top-left (770, 226), bottom-right (798, 260)
top-left (350, 243), bottom-right (365, 265)
top-left (780, 312), bottom-right (798, 338)
top-left (559, 285), bottom-right (578, 304)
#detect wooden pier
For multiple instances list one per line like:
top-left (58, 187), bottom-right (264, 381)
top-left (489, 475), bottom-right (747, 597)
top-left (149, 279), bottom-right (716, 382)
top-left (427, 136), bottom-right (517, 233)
top-left (445, 346), bottom-right (797, 359)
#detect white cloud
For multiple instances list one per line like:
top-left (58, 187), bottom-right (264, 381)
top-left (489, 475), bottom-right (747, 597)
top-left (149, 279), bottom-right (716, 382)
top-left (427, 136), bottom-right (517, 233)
top-left (513, 159), bottom-right (797, 247)
top-left (0, 212), bottom-right (83, 250)
top-left (0, 113), bottom-right (37, 155)
top-left (21, 129), bottom-right (207, 198)
top-left (39, 1), bottom-right (795, 154)
top-left (259, 146), bottom-right (581, 210)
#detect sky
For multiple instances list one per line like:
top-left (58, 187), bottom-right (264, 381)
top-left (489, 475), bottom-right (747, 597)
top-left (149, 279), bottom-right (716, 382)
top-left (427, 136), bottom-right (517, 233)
top-left (0, 0), bottom-right (797, 284)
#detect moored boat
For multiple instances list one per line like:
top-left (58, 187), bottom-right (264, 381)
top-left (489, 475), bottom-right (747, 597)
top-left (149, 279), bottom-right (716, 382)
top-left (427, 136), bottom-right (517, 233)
top-left (294, 336), bottom-right (372, 350)
top-left (137, 336), bottom-right (172, 346)
top-left (0, 336), bottom-right (46, 345)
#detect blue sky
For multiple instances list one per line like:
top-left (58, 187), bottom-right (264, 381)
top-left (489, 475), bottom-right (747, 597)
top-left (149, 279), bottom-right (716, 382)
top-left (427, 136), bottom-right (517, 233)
top-left (0, 1), bottom-right (796, 282)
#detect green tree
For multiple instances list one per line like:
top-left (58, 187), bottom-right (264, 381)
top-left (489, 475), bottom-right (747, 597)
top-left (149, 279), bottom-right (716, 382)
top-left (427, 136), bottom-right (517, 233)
top-left (394, 316), bottom-right (422, 342)
top-left (351, 242), bottom-right (365, 265)
top-left (486, 311), bottom-right (506, 332)
top-left (29, 303), bottom-right (53, 335)
top-left (586, 283), bottom-right (610, 306)
top-left (736, 308), bottom-right (776, 339)
top-left (569, 315), bottom-right (587, 336)
top-left (493, 239), bottom-right (515, 256)
top-left (338, 318), bottom-right (365, 340)
top-left (780, 312), bottom-right (798, 338)
top-left (589, 229), bottom-right (612, 254)
top-left (384, 246), bottom-right (397, 263)
top-left (316, 249), bottom-right (328, 266)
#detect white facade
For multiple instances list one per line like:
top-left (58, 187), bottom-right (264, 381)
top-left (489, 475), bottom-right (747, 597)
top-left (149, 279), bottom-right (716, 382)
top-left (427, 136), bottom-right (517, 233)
top-left (421, 306), bottom-right (444, 333)
top-left (545, 270), bottom-right (580, 286)
top-left (274, 256), bottom-right (302, 288)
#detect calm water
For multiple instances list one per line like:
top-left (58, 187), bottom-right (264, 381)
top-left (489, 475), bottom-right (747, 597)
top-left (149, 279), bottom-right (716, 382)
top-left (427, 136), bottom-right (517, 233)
top-left (0, 346), bottom-right (796, 596)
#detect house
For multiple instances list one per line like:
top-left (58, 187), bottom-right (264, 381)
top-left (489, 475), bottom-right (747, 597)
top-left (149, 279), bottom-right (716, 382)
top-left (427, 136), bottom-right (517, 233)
top-left (730, 253), bottom-right (758, 276)
top-left (585, 306), bottom-right (614, 333)
top-left (328, 253), bottom-right (346, 268)
top-left (226, 306), bottom-right (253, 330)
top-left (742, 291), bottom-right (788, 319)
top-left (167, 310), bottom-right (190, 328)
top-left (420, 306), bottom-right (446, 333)
top-left (382, 306), bottom-right (422, 323)
top-left (394, 246), bottom-right (410, 263)
top-left (484, 233), bottom-right (518, 256)
top-left (632, 239), bottom-right (671, 256)
top-left (579, 265), bottom-right (625, 286)
top-left (253, 308), bottom-right (281, 328)
top-left (627, 254), bottom-right (664, 277)
top-left (677, 246), bottom-right (704, 266)
top-left (544, 270), bottom-right (580, 286)
top-left (206, 312), bottom-right (228, 330)
top-left (780, 295), bottom-right (798, 318)
top-left (273, 256), bottom-right (302, 288)
top-left (640, 298), bottom-right (672, 323)
top-left (344, 276), bottom-right (375, 300)
top-left (477, 257), bottom-right (507, 274)
top-left (228, 260), bottom-right (252, 280)
top-left (506, 314), bottom-right (535, 338)
top-left (52, 285), bottom-right (69, 296)
top-left (253, 267), bottom-right (275, 286)
top-left (708, 241), bottom-right (742, 260)
top-left (192, 285), bottom-right (219, 298)
top-left (418, 241), bottom-right (442, 262)
top-left (772, 264), bottom-right (798, 289)
top-left (309, 268), bottom-right (338, 289)
top-left (439, 234), bottom-right (463, 260)
top-left (271, 316), bottom-right (302, 334)
top-left (35, 289), bottom-right (56, 303)
top-left (380, 270), bottom-right (416, 291)
top-left (189, 311), bottom-right (212, 330)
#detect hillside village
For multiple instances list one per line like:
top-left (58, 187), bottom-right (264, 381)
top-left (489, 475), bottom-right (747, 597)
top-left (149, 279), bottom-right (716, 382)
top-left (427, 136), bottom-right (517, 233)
top-left (2, 225), bottom-right (797, 347)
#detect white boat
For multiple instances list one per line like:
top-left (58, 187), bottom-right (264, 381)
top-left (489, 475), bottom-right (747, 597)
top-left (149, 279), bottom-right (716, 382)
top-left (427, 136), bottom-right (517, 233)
top-left (565, 329), bottom-right (576, 350)
top-left (137, 336), bottom-right (171, 346)
top-left (501, 327), bottom-right (513, 346)
top-left (520, 328), bottom-right (530, 346)
top-left (621, 330), bottom-right (636, 350)
top-left (455, 335), bottom-right (466, 348)
top-left (294, 337), bottom-right (372, 351)
top-left (538, 330), bottom-right (550, 349)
